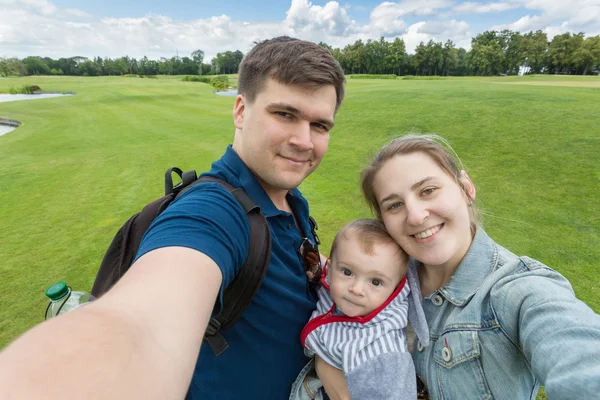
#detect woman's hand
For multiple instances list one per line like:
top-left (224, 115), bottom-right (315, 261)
top-left (314, 356), bottom-right (351, 400)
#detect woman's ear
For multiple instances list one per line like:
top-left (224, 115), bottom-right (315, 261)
top-left (459, 170), bottom-right (476, 203)
top-left (232, 95), bottom-right (246, 129)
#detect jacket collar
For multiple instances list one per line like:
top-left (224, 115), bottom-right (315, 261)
top-left (411, 228), bottom-right (500, 307)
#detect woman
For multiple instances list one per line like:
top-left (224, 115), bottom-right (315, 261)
top-left (317, 134), bottom-right (600, 399)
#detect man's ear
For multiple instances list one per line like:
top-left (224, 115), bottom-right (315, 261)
top-left (233, 95), bottom-right (246, 129)
top-left (459, 170), bottom-right (476, 203)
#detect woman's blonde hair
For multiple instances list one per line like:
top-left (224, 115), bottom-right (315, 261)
top-left (360, 134), bottom-right (481, 231)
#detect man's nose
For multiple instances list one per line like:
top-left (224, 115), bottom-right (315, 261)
top-left (289, 122), bottom-right (313, 150)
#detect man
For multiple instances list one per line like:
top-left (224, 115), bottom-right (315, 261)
top-left (0, 37), bottom-right (346, 399)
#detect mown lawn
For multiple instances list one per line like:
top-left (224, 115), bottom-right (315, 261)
top-left (1, 75), bottom-right (598, 399)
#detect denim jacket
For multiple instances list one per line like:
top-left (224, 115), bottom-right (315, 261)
top-left (412, 228), bottom-right (600, 399)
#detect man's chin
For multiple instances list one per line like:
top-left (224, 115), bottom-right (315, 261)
top-left (277, 171), bottom-right (312, 189)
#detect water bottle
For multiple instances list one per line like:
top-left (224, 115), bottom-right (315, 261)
top-left (44, 282), bottom-right (95, 320)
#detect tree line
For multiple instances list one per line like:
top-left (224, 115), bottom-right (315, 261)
top-left (1, 30), bottom-right (599, 77)
top-left (0, 49), bottom-right (243, 77)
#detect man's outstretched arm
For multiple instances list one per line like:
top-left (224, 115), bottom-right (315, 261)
top-left (0, 246), bottom-right (222, 399)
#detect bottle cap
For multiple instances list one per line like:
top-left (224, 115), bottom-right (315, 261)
top-left (45, 282), bottom-right (69, 300)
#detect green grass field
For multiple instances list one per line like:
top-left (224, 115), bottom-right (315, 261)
top-left (0, 76), bottom-right (598, 399)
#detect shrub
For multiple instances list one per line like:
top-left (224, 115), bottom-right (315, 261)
top-left (209, 75), bottom-right (229, 91)
top-left (8, 85), bottom-right (37, 94)
top-left (402, 76), bottom-right (445, 80)
top-left (182, 75), bottom-right (211, 83)
top-left (351, 74), bottom-right (397, 79)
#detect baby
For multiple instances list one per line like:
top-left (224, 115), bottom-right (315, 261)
top-left (292, 218), bottom-right (428, 400)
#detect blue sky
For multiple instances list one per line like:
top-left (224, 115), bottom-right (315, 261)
top-left (2, 0), bottom-right (599, 60)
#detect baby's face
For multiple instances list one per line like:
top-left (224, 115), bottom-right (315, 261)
top-left (329, 235), bottom-right (407, 317)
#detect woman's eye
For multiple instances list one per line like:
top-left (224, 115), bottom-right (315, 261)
top-left (371, 279), bottom-right (382, 287)
top-left (422, 187), bottom-right (436, 196)
top-left (342, 268), bottom-right (352, 276)
top-left (388, 202), bottom-right (404, 211)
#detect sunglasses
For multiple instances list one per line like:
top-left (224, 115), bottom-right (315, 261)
top-left (298, 237), bottom-right (322, 283)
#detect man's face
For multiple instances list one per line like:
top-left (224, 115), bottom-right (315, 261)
top-left (232, 78), bottom-right (337, 198)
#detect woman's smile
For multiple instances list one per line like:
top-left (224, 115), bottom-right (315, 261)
top-left (412, 223), bottom-right (443, 241)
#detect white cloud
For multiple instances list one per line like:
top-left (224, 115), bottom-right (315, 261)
top-left (491, 14), bottom-right (548, 32)
top-left (417, 19), bottom-right (469, 36)
top-left (398, 20), bottom-right (472, 51)
top-left (64, 8), bottom-right (91, 18)
top-left (285, 0), bottom-right (354, 37)
top-left (454, 2), bottom-right (518, 13)
top-left (1, 0), bottom-right (599, 60)
top-left (371, 0), bottom-right (453, 19)
top-left (492, 0), bottom-right (600, 37)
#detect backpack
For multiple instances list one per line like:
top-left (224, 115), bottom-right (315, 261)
top-left (91, 167), bottom-right (272, 356)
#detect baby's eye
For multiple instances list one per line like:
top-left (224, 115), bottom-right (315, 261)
top-left (371, 279), bottom-right (382, 287)
top-left (342, 268), bottom-right (352, 276)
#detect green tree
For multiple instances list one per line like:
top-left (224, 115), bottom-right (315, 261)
top-left (412, 42), bottom-right (428, 75)
top-left (442, 40), bottom-right (458, 76)
top-left (572, 35), bottom-right (600, 75)
top-left (547, 32), bottom-right (584, 74)
top-left (0, 58), bottom-right (26, 76)
top-left (388, 37), bottom-right (408, 75)
top-left (22, 56), bottom-right (50, 75)
top-left (521, 30), bottom-right (548, 73)
top-left (158, 57), bottom-right (174, 75)
top-left (469, 31), bottom-right (504, 75)
top-left (191, 49), bottom-right (205, 74)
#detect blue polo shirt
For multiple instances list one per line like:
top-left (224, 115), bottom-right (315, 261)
top-left (136, 145), bottom-right (319, 399)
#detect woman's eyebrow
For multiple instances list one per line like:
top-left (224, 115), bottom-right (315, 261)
top-left (379, 192), bottom-right (400, 205)
top-left (379, 177), bottom-right (437, 204)
top-left (411, 177), bottom-right (435, 190)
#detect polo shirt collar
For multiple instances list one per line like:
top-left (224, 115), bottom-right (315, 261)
top-left (220, 145), bottom-right (301, 218)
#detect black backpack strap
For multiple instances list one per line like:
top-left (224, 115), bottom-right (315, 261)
top-left (192, 176), bottom-right (272, 356)
top-left (165, 167), bottom-right (198, 196)
top-left (309, 216), bottom-right (320, 245)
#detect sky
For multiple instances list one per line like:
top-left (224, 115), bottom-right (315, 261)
top-left (1, 0), bottom-right (599, 61)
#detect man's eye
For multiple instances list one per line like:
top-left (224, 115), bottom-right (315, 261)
top-left (371, 279), bottom-right (382, 287)
top-left (311, 123), bottom-right (328, 131)
top-left (275, 111), bottom-right (291, 118)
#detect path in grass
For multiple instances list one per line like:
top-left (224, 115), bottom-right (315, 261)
top-left (1, 75), bottom-right (598, 363)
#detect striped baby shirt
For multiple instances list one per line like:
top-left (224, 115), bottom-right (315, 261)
top-left (300, 274), bottom-right (410, 374)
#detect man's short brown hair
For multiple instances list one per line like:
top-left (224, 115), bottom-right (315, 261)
top-left (238, 36), bottom-right (346, 112)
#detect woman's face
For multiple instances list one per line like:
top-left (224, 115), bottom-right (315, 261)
top-left (373, 152), bottom-right (475, 270)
